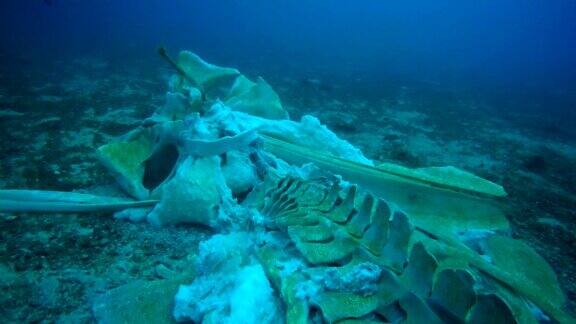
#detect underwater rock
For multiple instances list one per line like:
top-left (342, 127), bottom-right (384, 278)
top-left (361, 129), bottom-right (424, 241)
top-left (536, 217), bottom-right (569, 232)
top-left (319, 110), bottom-right (359, 132)
top-left (93, 276), bottom-right (191, 324)
top-left (0, 263), bottom-right (20, 287)
top-left (92, 107), bottom-right (142, 128)
top-left (31, 116), bottom-right (62, 128)
top-left (0, 109), bottom-right (24, 118)
top-left (32, 276), bottom-right (61, 309)
top-left (522, 154), bottom-right (548, 174)
top-left (155, 263), bottom-right (177, 280)
top-left (38, 95), bottom-right (64, 103)
top-left (114, 207), bottom-right (152, 223)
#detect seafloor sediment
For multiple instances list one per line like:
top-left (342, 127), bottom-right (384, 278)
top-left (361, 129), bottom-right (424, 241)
top-left (0, 56), bottom-right (574, 322)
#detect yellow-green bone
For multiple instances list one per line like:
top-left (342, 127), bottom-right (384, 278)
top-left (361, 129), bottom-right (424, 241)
top-left (261, 134), bottom-right (509, 237)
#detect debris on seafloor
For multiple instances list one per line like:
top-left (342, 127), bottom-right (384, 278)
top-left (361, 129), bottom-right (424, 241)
top-left (1, 49), bottom-right (573, 323)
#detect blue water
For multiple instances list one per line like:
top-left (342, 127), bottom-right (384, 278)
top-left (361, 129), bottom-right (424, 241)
top-left (1, 1), bottom-right (575, 322)
top-left (1, 1), bottom-right (575, 109)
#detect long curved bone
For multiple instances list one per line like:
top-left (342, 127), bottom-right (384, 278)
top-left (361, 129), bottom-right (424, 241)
top-left (181, 128), bottom-right (258, 157)
top-left (0, 190), bottom-right (158, 213)
top-left (260, 133), bottom-right (509, 236)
